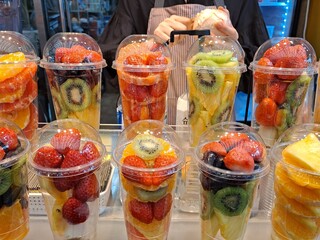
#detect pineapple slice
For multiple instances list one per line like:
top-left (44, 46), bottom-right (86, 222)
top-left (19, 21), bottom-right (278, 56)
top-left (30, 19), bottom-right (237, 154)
top-left (282, 133), bottom-right (320, 172)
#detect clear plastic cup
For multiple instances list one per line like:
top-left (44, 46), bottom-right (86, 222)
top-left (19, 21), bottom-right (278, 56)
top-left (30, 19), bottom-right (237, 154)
top-left (112, 35), bottom-right (174, 127)
top-left (113, 120), bottom-right (185, 240)
top-left (195, 122), bottom-right (269, 240)
top-left (249, 37), bottom-right (317, 148)
top-left (270, 123), bottom-right (320, 240)
top-left (0, 31), bottom-right (40, 140)
top-left (184, 35), bottom-right (247, 147)
top-left (40, 32), bottom-right (107, 130)
top-left (0, 118), bottom-right (30, 239)
top-left (28, 119), bottom-right (106, 240)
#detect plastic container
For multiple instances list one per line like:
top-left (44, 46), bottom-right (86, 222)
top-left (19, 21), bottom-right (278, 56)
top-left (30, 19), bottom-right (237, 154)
top-left (40, 32), bottom-right (107, 130)
top-left (112, 34), bottom-right (174, 127)
top-left (249, 37), bottom-right (318, 147)
top-left (195, 122), bottom-right (269, 240)
top-left (0, 31), bottom-right (39, 140)
top-left (113, 120), bottom-right (184, 240)
top-left (184, 35), bottom-right (247, 146)
top-left (0, 118), bottom-right (30, 239)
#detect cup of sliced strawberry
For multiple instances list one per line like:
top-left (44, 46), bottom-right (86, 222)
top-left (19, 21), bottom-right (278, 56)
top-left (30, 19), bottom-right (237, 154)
top-left (113, 120), bottom-right (184, 240)
top-left (194, 121), bottom-right (270, 240)
top-left (28, 119), bottom-right (106, 240)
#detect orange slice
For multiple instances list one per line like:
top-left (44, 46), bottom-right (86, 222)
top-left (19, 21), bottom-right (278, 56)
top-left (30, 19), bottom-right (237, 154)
top-left (286, 165), bottom-right (320, 189)
top-left (271, 207), bottom-right (292, 240)
top-left (0, 106), bottom-right (30, 129)
top-left (22, 103), bottom-right (38, 140)
top-left (0, 52), bottom-right (26, 82)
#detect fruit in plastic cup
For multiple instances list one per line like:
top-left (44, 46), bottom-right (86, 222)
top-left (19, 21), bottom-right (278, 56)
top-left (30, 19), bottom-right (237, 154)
top-left (112, 35), bottom-right (174, 127)
top-left (40, 33), bottom-right (107, 130)
top-left (194, 122), bottom-right (270, 240)
top-left (270, 124), bottom-right (320, 240)
top-left (0, 31), bottom-right (40, 140)
top-left (249, 37), bottom-right (317, 147)
top-left (28, 119), bottom-right (106, 240)
top-left (184, 36), bottom-right (247, 146)
top-left (113, 120), bottom-right (185, 240)
top-left (0, 118), bottom-right (31, 239)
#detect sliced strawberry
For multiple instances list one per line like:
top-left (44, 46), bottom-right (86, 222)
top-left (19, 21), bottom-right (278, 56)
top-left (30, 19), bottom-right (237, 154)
top-left (253, 82), bottom-right (267, 103)
top-left (0, 127), bottom-right (19, 151)
top-left (149, 99), bottom-right (165, 120)
top-left (153, 155), bottom-right (178, 186)
top-left (55, 48), bottom-right (70, 63)
top-left (0, 146), bottom-right (5, 160)
top-left (125, 221), bottom-right (148, 240)
top-left (267, 79), bottom-right (289, 105)
top-left (253, 57), bottom-right (274, 84)
top-left (129, 199), bottom-right (153, 224)
top-left (81, 141), bottom-right (100, 162)
top-left (54, 177), bottom-right (75, 192)
top-left (84, 50), bottom-right (103, 63)
top-left (130, 103), bottom-right (150, 122)
top-left (73, 174), bottom-right (99, 202)
top-left (33, 146), bottom-right (63, 168)
top-left (153, 193), bottom-right (172, 221)
top-left (123, 84), bottom-right (150, 102)
top-left (62, 197), bottom-right (89, 224)
top-left (50, 128), bottom-right (81, 154)
top-left (122, 155), bottom-right (152, 186)
top-left (223, 147), bottom-right (255, 173)
top-left (146, 52), bottom-right (168, 65)
top-left (263, 38), bottom-right (291, 64)
top-left (61, 149), bottom-right (87, 168)
top-left (220, 132), bottom-right (250, 152)
top-left (149, 79), bottom-right (168, 98)
top-left (255, 98), bottom-right (278, 126)
top-left (238, 140), bottom-right (265, 162)
top-left (124, 54), bottom-right (149, 77)
top-left (201, 142), bottom-right (227, 156)
top-left (274, 57), bottom-right (307, 80)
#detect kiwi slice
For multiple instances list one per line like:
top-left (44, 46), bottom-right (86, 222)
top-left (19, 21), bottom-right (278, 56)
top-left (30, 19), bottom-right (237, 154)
top-left (189, 52), bottom-right (216, 65)
top-left (132, 134), bottom-right (164, 160)
top-left (51, 88), bottom-right (69, 118)
top-left (191, 60), bottom-right (225, 94)
top-left (211, 101), bottom-right (232, 125)
top-left (208, 50), bottom-right (234, 64)
top-left (285, 74), bottom-right (311, 108)
top-left (274, 104), bottom-right (294, 137)
top-left (188, 96), bottom-right (202, 125)
top-left (217, 57), bottom-right (239, 67)
top-left (200, 190), bottom-right (215, 220)
top-left (0, 168), bottom-right (12, 196)
top-left (135, 186), bottom-right (168, 202)
top-left (213, 186), bottom-right (248, 216)
top-left (60, 78), bottom-right (92, 112)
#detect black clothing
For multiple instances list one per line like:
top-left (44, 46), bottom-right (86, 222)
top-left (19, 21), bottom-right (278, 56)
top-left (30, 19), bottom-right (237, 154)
top-left (98, 0), bottom-right (269, 93)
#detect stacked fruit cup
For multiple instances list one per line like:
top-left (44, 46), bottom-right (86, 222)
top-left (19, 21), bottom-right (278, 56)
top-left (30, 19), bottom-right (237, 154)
top-left (40, 32), bottom-right (107, 130)
top-left (112, 35), bottom-right (174, 127)
top-left (194, 122), bottom-right (270, 240)
top-left (0, 31), bottom-right (40, 140)
top-left (113, 120), bottom-right (185, 240)
top-left (249, 37), bottom-right (317, 148)
top-left (270, 123), bottom-right (320, 240)
top-left (0, 118), bottom-right (30, 239)
top-left (184, 35), bottom-right (247, 147)
top-left (28, 119), bottom-right (106, 240)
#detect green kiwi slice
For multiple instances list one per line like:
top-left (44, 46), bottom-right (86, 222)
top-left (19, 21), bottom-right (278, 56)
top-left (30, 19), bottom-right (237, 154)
top-left (135, 186), bottom-right (168, 202)
top-left (285, 74), bottom-right (311, 108)
top-left (51, 88), bottom-right (69, 118)
top-left (60, 78), bottom-right (92, 112)
top-left (0, 168), bottom-right (12, 196)
top-left (213, 186), bottom-right (248, 216)
top-left (191, 60), bottom-right (225, 94)
top-left (207, 50), bottom-right (234, 64)
top-left (132, 134), bottom-right (164, 160)
top-left (188, 96), bottom-right (202, 125)
top-left (200, 190), bottom-right (215, 220)
top-left (211, 101), bottom-right (232, 125)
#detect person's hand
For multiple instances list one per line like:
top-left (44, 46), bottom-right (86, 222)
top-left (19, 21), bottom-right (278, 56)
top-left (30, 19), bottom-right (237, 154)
top-left (154, 15), bottom-right (193, 43)
top-left (213, 7), bottom-right (238, 40)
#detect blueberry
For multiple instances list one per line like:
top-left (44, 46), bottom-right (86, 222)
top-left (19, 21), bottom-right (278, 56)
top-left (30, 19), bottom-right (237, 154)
top-left (2, 186), bottom-right (22, 207)
top-left (202, 151), bottom-right (227, 169)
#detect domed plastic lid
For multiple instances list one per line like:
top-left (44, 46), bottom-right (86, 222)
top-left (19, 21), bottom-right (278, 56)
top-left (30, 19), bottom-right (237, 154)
top-left (195, 122), bottom-right (270, 180)
top-left (249, 37), bottom-right (318, 76)
top-left (0, 31), bottom-right (39, 63)
top-left (184, 35), bottom-right (247, 73)
top-left (40, 32), bottom-right (106, 70)
top-left (112, 34), bottom-right (174, 72)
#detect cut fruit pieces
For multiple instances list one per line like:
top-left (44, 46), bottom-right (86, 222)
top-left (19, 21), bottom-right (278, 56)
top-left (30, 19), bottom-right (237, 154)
top-left (51, 199), bottom-right (68, 237)
top-left (0, 52), bottom-right (26, 82)
top-left (201, 213), bottom-right (219, 239)
top-left (0, 106), bottom-right (30, 129)
top-left (38, 177), bottom-right (68, 201)
top-left (22, 103), bottom-right (38, 140)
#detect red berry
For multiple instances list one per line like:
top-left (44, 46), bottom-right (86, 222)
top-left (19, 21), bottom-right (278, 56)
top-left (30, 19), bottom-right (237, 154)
top-left (129, 199), bottom-right (153, 224)
top-left (73, 174), bottom-right (99, 202)
top-left (201, 142), bottom-right (227, 156)
top-left (50, 128), bottom-right (81, 154)
top-left (153, 193), bottom-right (172, 221)
top-left (267, 79), bottom-right (289, 105)
top-left (122, 155), bottom-right (152, 186)
top-left (124, 55), bottom-right (149, 77)
top-left (34, 146), bottom-right (63, 168)
top-left (0, 146), bottom-right (5, 160)
top-left (149, 80), bottom-right (168, 98)
top-left (81, 141), bottom-right (100, 162)
top-left (263, 38), bottom-right (291, 64)
top-left (123, 84), bottom-right (149, 102)
top-left (62, 197), bottom-right (89, 224)
top-left (61, 45), bottom-right (87, 63)
top-left (61, 149), bottom-right (87, 168)
top-left (238, 140), bottom-right (265, 161)
top-left (146, 52), bottom-right (168, 65)
top-left (54, 178), bottom-right (75, 192)
top-left (220, 133), bottom-right (250, 152)
top-left (55, 48), bottom-right (70, 63)
top-left (253, 57), bottom-right (274, 84)
top-left (0, 127), bottom-right (19, 151)
top-left (153, 155), bottom-right (177, 186)
top-left (85, 50), bottom-right (103, 62)
top-left (255, 98), bottom-right (278, 127)
top-left (224, 147), bottom-right (255, 173)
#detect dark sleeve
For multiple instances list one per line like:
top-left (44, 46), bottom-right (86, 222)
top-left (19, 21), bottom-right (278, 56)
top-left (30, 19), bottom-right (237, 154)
top-left (98, 0), bottom-right (154, 92)
top-left (225, 0), bottom-right (269, 93)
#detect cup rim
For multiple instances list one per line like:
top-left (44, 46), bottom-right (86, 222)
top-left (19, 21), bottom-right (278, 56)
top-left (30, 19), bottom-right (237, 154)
top-left (0, 56), bottom-right (40, 65)
top-left (112, 60), bottom-right (175, 72)
top-left (39, 59), bottom-right (107, 70)
top-left (183, 61), bottom-right (247, 74)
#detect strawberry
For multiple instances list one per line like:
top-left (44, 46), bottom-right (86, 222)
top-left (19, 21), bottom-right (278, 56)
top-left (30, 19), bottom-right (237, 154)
top-left (81, 141), bottom-right (100, 162)
top-left (146, 52), bottom-right (168, 65)
top-left (61, 149), bottom-right (87, 168)
top-left (50, 128), bottom-right (81, 154)
top-left (55, 48), bottom-right (70, 63)
top-left (267, 79), bottom-right (289, 105)
top-left (0, 146), bottom-right (5, 160)
top-left (33, 146), bottom-right (63, 168)
top-left (153, 193), bottom-right (172, 221)
top-left (149, 99), bottom-right (165, 120)
top-left (73, 174), bottom-right (99, 202)
top-left (274, 57), bottom-right (307, 80)
top-left (253, 82), bottom-right (267, 103)
top-left (253, 57), bottom-right (274, 84)
top-left (122, 155), bottom-right (152, 186)
top-left (54, 177), bottom-right (75, 192)
top-left (62, 197), bottom-right (89, 224)
top-left (201, 142), bottom-right (227, 156)
top-left (125, 221), bottom-right (147, 240)
top-left (238, 140), bottom-right (265, 162)
top-left (124, 55), bottom-right (149, 77)
top-left (0, 127), bottom-right (18, 151)
top-left (123, 84), bottom-right (149, 102)
top-left (84, 50), bottom-right (103, 63)
top-left (149, 80), bottom-right (168, 98)
top-left (224, 147), bottom-right (255, 173)
top-left (220, 132), bottom-right (250, 152)
top-left (263, 38), bottom-right (291, 64)
top-left (255, 98), bottom-right (278, 126)
top-left (129, 199), bottom-right (153, 224)
top-left (153, 155), bottom-right (178, 186)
